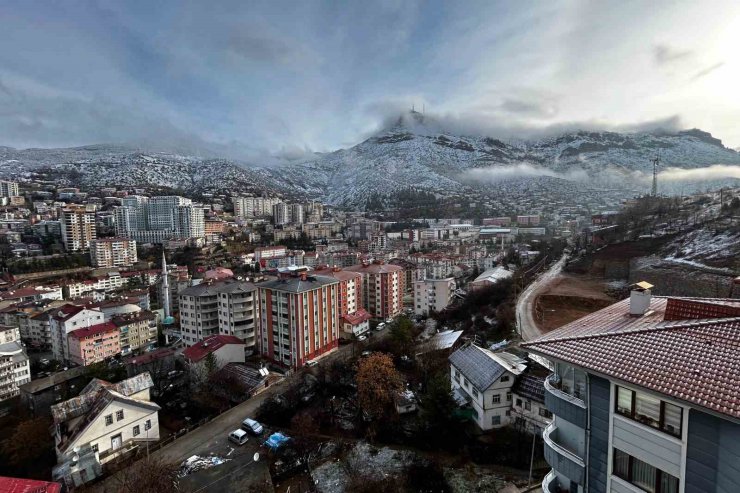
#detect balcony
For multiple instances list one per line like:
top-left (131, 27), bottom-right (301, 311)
top-left (543, 423), bottom-right (585, 487)
top-left (544, 374), bottom-right (587, 428)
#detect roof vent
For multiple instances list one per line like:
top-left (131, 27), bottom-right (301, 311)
top-left (629, 281), bottom-right (654, 316)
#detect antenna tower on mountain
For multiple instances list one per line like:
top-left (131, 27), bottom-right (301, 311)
top-left (651, 151), bottom-right (660, 197)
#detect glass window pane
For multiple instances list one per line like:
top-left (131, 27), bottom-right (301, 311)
top-left (616, 387), bottom-right (633, 415)
top-left (631, 458), bottom-right (657, 493)
top-left (635, 392), bottom-right (661, 428)
top-left (663, 403), bottom-right (682, 437)
top-left (661, 472), bottom-right (679, 493)
top-left (613, 449), bottom-right (629, 479)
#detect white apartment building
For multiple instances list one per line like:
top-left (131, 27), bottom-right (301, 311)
top-left (66, 272), bottom-right (126, 299)
top-left (0, 326), bottom-right (30, 401)
top-left (233, 196), bottom-right (281, 218)
top-left (90, 238), bottom-right (138, 268)
top-left (114, 195), bottom-right (204, 243)
top-left (414, 277), bottom-right (456, 316)
top-left (449, 345), bottom-right (527, 431)
top-left (179, 280), bottom-right (258, 348)
top-left (60, 206), bottom-right (97, 252)
top-left (290, 203), bottom-right (305, 224)
top-left (0, 180), bottom-right (19, 198)
top-left (273, 202), bottom-right (290, 225)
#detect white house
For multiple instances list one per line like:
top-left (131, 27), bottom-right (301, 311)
top-left (51, 373), bottom-right (160, 487)
top-left (414, 277), bottom-right (456, 316)
top-left (0, 326), bottom-right (31, 401)
top-left (49, 305), bottom-right (105, 363)
top-left (449, 345), bottom-right (526, 431)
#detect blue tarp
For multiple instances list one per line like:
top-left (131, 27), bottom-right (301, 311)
top-left (264, 432), bottom-right (291, 450)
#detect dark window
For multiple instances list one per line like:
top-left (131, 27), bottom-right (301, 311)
top-left (516, 398), bottom-right (522, 407)
top-left (116, 409), bottom-right (124, 421)
top-left (613, 448), bottom-right (679, 493)
top-left (614, 386), bottom-right (683, 438)
top-left (133, 425), bottom-right (140, 436)
top-left (525, 401), bottom-right (531, 411)
top-left (501, 375), bottom-right (510, 382)
top-left (104, 414), bottom-right (113, 426)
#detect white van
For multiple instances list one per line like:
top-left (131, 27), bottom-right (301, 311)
top-left (228, 429), bottom-right (249, 445)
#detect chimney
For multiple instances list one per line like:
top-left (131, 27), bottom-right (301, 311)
top-left (300, 271), bottom-right (307, 281)
top-left (629, 281), bottom-right (654, 316)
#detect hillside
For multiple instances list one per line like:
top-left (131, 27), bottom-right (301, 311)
top-left (2, 113), bottom-right (740, 208)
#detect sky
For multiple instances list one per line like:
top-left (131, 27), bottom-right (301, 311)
top-left (1, 0), bottom-right (739, 162)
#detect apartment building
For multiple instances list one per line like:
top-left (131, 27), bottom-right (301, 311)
top-left (112, 311), bottom-right (157, 355)
top-left (258, 273), bottom-right (340, 369)
top-left (49, 305), bottom-right (105, 362)
top-left (60, 205), bottom-right (97, 252)
top-left (523, 286), bottom-right (740, 493)
top-left (0, 180), bottom-right (19, 198)
top-left (89, 237), bottom-right (137, 268)
top-left (233, 196), bottom-right (281, 218)
top-left (311, 266), bottom-right (363, 316)
top-left (272, 202), bottom-right (290, 225)
top-left (449, 345), bottom-right (526, 431)
top-left (0, 326), bottom-right (30, 401)
top-left (114, 195), bottom-right (204, 243)
top-left (345, 261), bottom-right (404, 319)
top-left (67, 322), bottom-right (121, 366)
top-left (414, 277), bottom-right (456, 316)
top-left (179, 280), bottom-right (258, 348)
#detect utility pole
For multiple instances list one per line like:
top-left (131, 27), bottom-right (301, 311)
top-left (651, 152), bottom-right (660, 197)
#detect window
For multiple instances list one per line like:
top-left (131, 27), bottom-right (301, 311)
top-left (501, 375), bottom-right (510, 382)
top-left (133, 425), bottom-right (140, 436)
top-left (144, 419), bottom-right (151, 431)
top-left (525, 401), bottom-right (531, 411)
top-left (506, 391), bottom-right (512, 402)
top-left (539, 408), bottom-right (553, 418)
top-left (116, 409), bottom-right (124, 421)
top-left (613, 448), bottom-right (678, 493)
top-left (91, 443), bottom-right (99, 453)
top-left (472, 388), bottom-right (479, 398)
top-left (615, 386), bottom-right (683, 438)
top-left (491, 415), bottom-right (501, 426)
top-left (105, 414), bottom-right (113, 426)
top-left (492, 394), bottom-right (501, 404)
top-left (516, 398), bottom-right (522, 407)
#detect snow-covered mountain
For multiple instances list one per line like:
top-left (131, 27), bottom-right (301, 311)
top-left (2, 112), bottom-right (739, 209)
top-left (270, 112), bottom-right (740, 208)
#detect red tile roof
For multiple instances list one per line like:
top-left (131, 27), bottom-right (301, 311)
top-left (0, 476), bottom-right (62, 493)
top-left (342, 309), bottom-right (372, 325)
top-left (523, 296), bottom-right (740, 420)
top-left (183, 334), bottom-right (245, 363)
top-left (68, 321), bottom-right (117, 340)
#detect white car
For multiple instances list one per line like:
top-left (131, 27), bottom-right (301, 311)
top-left (241, 418), bottom-right (264, 435)
top-left (357, 335), bottom-right (367, 341)
top-left (228, 429), bottom-right (249, 445)
top-left (385, 318), bottom-right (393, 324)
top-left (376, 322), bottom-right (386, 330)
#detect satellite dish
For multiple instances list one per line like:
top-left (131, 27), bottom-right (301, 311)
top-left (253, 452), bottom-right (260, 462)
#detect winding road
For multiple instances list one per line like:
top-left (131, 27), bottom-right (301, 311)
top-left (515, 254), bottom-right (567, 342)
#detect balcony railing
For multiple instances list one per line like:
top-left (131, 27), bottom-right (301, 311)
top-left (544, 374), bottom-right (587, 429)
top-left (543, 423), bottom-right (585, 487)
top-left (542, 470), bottom-right (559, 493)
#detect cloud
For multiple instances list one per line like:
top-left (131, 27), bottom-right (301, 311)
top-left (462, 163), bottom-right (590, 183)
top-left (499, 97), bottom-right (559, 118)
top-left (653, 44), bottom-right (693, 65)
top-left (690, 62), bottom-right (725, 81)
top-left (658, 165), bottom-right (740, 182)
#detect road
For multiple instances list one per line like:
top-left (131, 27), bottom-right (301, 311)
top-left (94, 328), bottom-right (388, 492)
top-left (516, 254), bottom-right (567, 342)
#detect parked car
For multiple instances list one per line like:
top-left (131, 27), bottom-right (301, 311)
top-left (242, 418), bottom-right (264, 435)
top-left (376, 322), bottom-right (386, 331)
top-left (305, 360), bottom-right (318, 367)
top-left (385, 318), bottom-right (393, 324)
top-left (228, 429), bottom-right (249, 445)
top-left (357, 335), bottom-right (367, 341)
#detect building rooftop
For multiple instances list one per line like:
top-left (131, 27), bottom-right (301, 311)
top-left (449, 345), bottom-right (526, 391)
top-left (341, 309), bottom-right (372, 325)
top-left (345, 261), bottom-right (403, 275)
top-left (68, 321), bottom-right (117, 340)
top-left (311, 266), bottom-right (363, 282)
top-left (19, 366), bottom-right (88, 394)
top-left (523, 296), bottom-right (740, 421)
top-left (0, 476), bottom-right (62, 493)
top-left (183, 334), bottom-right (245, 363)
top-left (180, 279), bottom-right (257, 297)
top-left (258, 274), bottom-right (339, 293)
